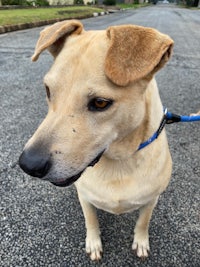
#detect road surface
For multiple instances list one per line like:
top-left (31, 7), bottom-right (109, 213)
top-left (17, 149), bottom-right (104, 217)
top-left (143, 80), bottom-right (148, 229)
top-left (0, 4), bottom-right (199, 267)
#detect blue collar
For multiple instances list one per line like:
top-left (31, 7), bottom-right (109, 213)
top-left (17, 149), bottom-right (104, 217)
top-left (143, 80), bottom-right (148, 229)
top-left (137, 108), bottom-right (200, 151)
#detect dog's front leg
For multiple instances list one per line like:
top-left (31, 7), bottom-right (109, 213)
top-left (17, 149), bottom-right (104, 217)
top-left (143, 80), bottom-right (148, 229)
top-left (77, 193), bottom-right (103, 261)
top-left (132, 197), bottom-right (158, 258)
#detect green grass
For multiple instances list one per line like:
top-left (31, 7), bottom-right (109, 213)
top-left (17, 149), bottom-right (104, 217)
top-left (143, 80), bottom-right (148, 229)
top-left (117, 3), bottom-right (150, 9)
top-left (0, 6), bottom-right (103, 26)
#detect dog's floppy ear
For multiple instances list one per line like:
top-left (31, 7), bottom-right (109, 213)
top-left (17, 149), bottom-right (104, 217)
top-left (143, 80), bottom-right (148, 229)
top-left (105, 25), bottom-right (174, 86)
top-left (32, 20), bottom-right (83, 61)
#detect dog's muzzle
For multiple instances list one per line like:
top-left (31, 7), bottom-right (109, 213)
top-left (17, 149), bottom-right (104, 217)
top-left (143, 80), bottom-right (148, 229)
top-left (19, 149), bottom-right (104, 187)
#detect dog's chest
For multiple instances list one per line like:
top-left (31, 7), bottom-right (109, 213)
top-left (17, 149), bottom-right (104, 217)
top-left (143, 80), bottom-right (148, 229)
top-left (87, 194), bottom-right (142, 215)
top-left (76, 174), bottom-right (152, 215)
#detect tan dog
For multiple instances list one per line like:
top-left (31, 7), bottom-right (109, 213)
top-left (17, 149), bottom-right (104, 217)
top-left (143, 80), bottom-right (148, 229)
top-left (19, 20), bottom-right (174, 261)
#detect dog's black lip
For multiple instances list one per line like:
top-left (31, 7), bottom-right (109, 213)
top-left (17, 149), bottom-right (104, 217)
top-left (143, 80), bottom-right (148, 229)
top-left (51, 171), bottom-right (83, 187)
top-left (51, 150), bottom-right (105, 187)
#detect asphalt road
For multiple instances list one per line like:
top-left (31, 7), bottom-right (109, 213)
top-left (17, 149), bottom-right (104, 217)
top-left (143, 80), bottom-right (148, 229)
top-left (0, 4), bottom-right (199, 267)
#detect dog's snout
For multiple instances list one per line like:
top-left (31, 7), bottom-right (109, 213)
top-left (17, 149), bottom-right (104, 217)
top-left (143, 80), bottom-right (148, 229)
top-left (19, 148), bottom-right (51, 178)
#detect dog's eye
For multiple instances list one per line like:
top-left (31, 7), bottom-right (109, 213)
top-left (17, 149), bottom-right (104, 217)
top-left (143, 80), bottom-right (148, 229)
top-left (88, 98), bottom-right (113, 112)
top-left (45, 85), bottom-right (51, 100)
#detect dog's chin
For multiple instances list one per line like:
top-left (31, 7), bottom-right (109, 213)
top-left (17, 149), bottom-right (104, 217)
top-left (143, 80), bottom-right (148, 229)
top-left (51, 171), bottom-right (83, 187)
top-left (51, 150), bottom-right (105, 187)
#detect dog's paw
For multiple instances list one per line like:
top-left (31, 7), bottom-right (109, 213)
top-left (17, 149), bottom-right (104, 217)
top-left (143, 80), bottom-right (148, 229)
top-left (132, 234), bottom-right (150, 259)
top-left (86, 234), bottom-right (103, 261)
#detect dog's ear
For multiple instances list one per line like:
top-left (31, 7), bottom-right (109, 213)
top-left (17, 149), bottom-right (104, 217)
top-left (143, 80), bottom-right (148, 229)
top-left (105, 25), bottom-right (174, 86)
top-left (32, 20), bottom-right (83, 61)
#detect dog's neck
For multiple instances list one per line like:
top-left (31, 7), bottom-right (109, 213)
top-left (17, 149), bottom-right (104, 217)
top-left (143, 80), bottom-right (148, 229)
top-left (104, 78), bottom-right (163, 161)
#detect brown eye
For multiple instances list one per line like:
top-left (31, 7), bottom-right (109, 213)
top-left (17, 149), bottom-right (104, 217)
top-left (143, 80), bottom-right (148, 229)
top-left (45, 85), bottom-right (51, 100)
top-left (88, 98), bottom-right (113, 112)
top-left (94, 99), bottom-right (108, 108)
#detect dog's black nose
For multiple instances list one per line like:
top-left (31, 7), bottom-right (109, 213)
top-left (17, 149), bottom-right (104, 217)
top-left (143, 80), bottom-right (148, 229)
top-left (19, 149), bottom-right (51, 178)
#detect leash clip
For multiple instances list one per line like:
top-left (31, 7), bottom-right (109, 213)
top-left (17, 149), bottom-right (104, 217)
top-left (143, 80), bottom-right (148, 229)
top-left (157, 108), bottom-right (168, 135)
top-left (137, 107), bottom-right (200, 152)
top-left (165, 109), bottom-right (181, 124)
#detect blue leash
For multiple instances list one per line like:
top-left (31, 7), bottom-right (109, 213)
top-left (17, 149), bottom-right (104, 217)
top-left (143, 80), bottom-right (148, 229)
top-left (138, 108), bottom-right (200, 151)
top-left (166, 111), bottom-right (200, 122)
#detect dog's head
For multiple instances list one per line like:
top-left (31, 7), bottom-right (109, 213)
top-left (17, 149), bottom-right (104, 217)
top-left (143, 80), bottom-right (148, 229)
top-left (19, 20), bottom-right (173, 187)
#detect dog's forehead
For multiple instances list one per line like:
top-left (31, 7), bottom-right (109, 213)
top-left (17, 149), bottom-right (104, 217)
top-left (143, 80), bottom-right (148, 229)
top-left (44, 30), bottom-right (109, 88)
top-left (55, 31), bottom-right (106, 69)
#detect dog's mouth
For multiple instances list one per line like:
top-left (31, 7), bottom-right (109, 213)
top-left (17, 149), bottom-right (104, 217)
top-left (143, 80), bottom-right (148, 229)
top-left (51, 150), bottom-right (105, 187)
top-left (51, 171), bottom-right (84, 187)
